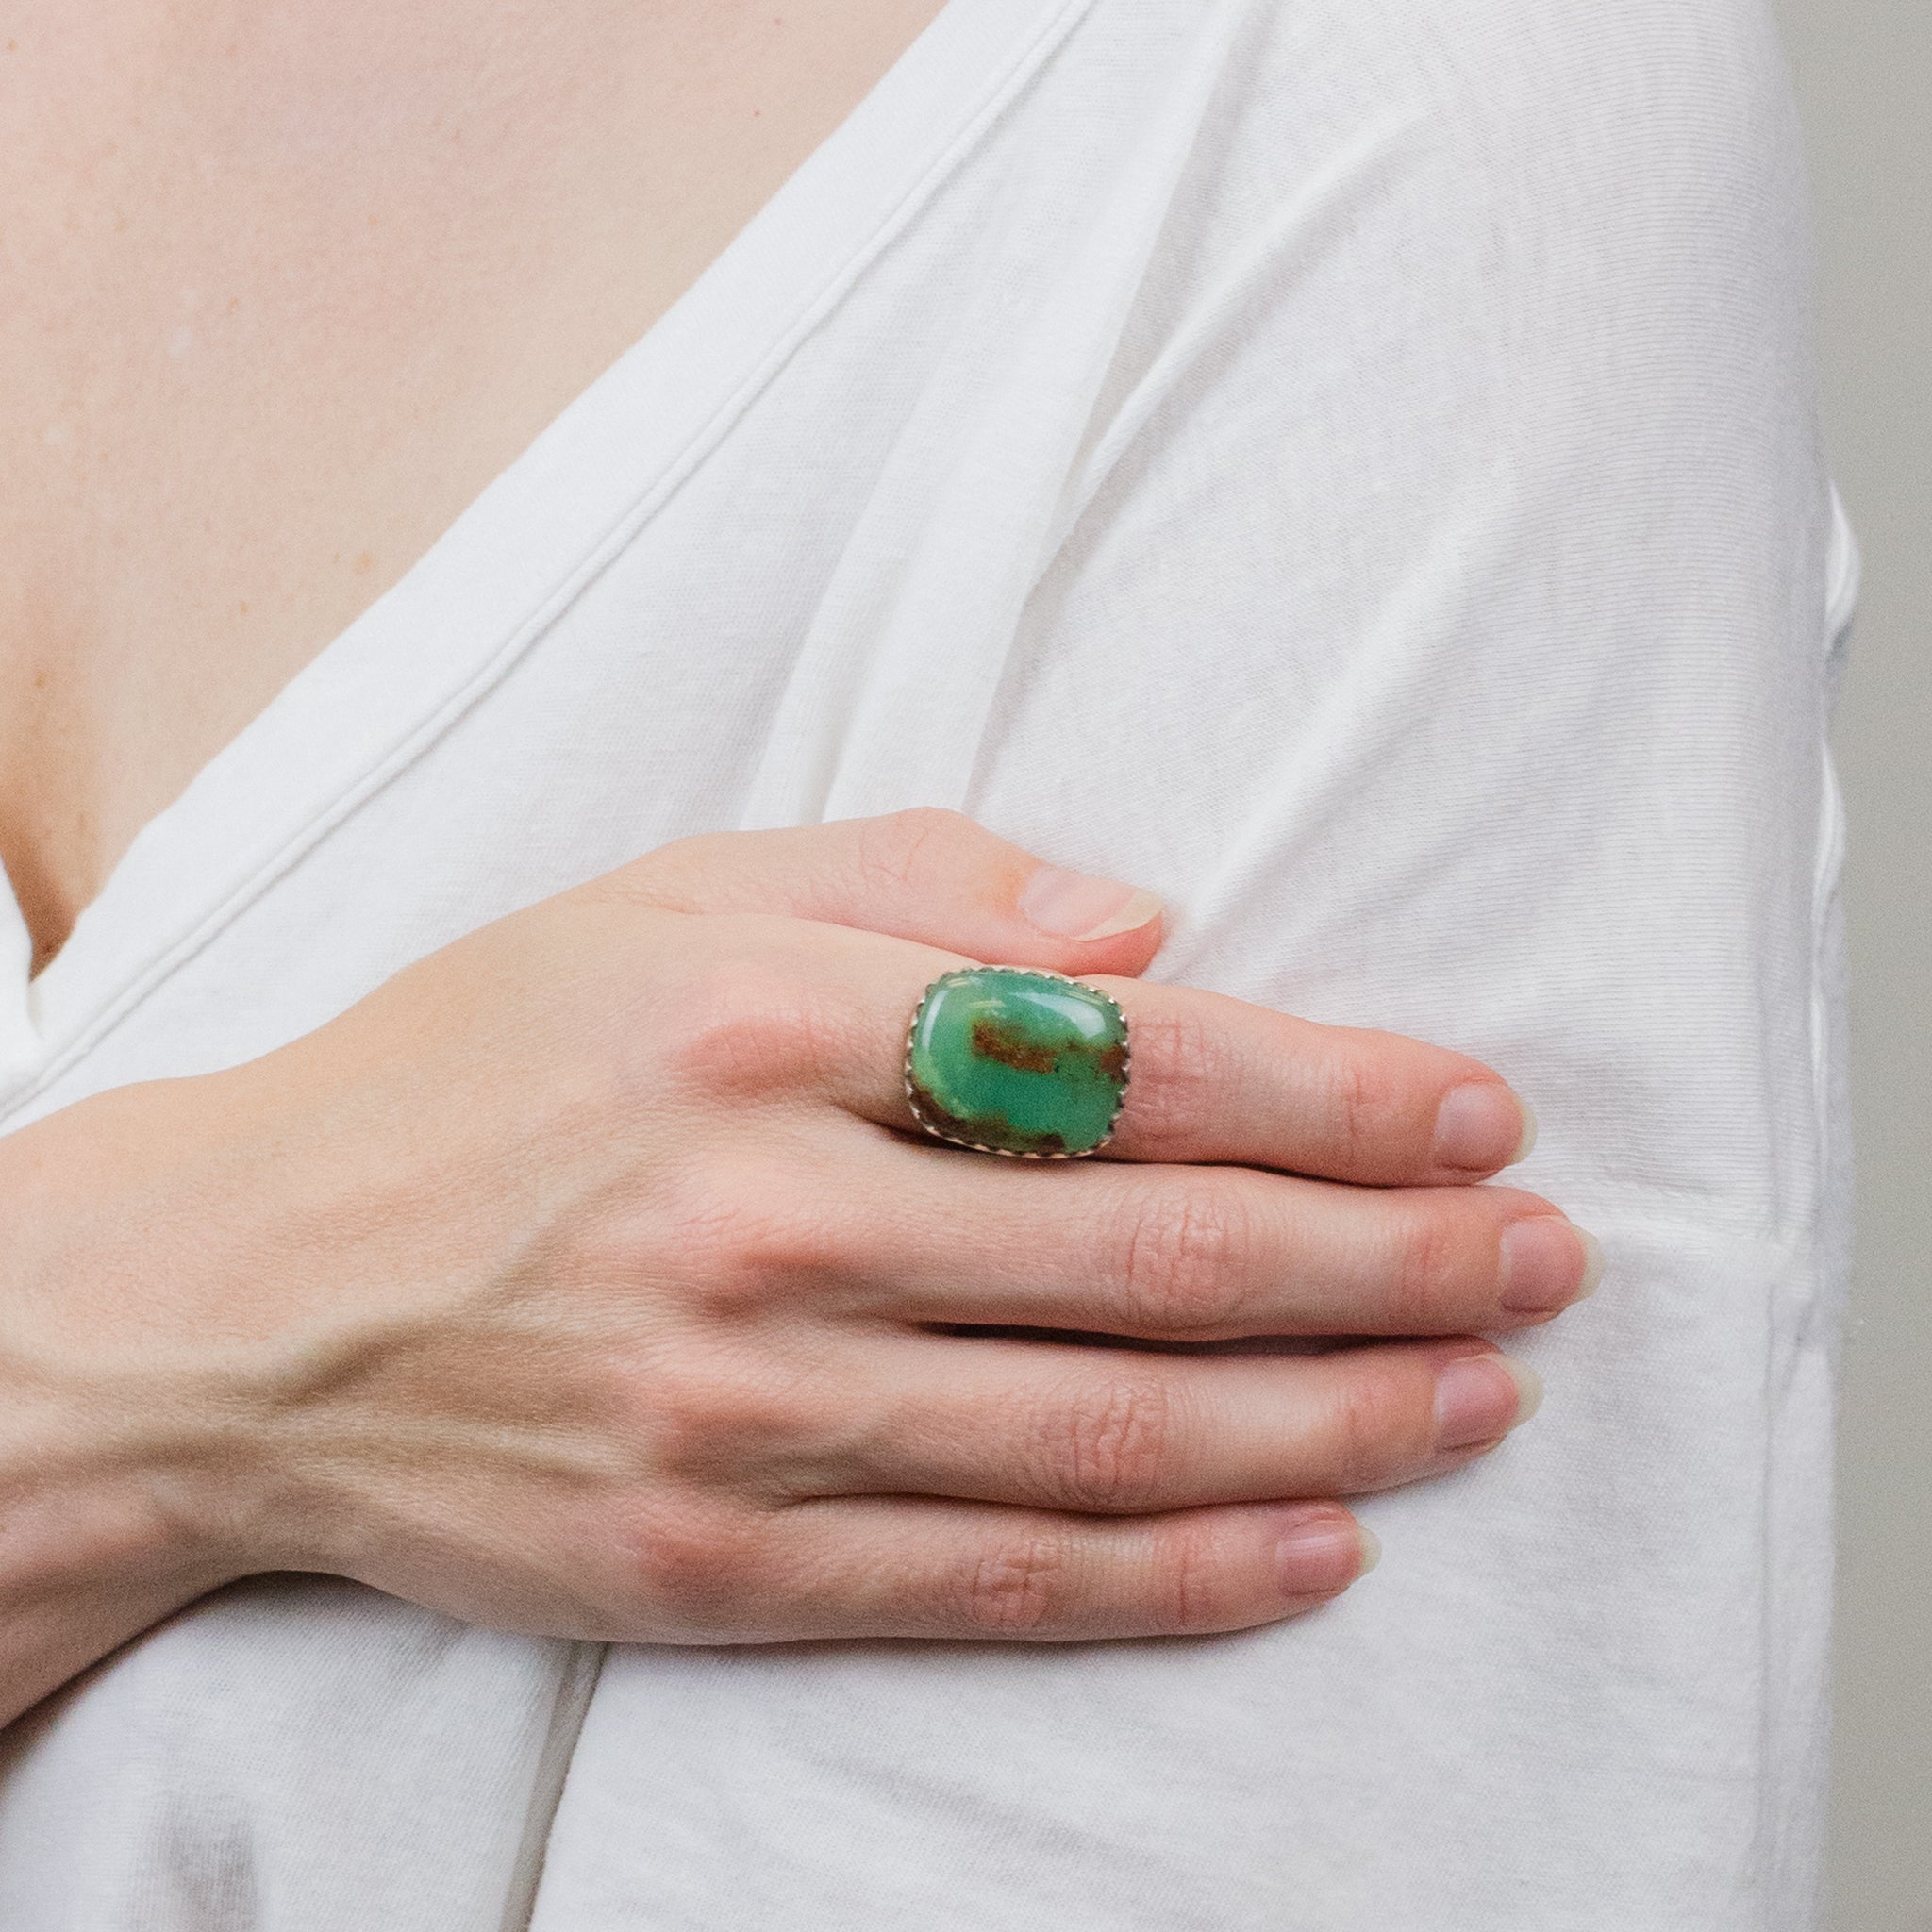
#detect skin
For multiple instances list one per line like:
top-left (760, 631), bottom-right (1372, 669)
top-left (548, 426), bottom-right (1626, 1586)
top-left (0, 0), bottom-right (950, 966)
top-left (0, 7), bottom-right (1599, 1728)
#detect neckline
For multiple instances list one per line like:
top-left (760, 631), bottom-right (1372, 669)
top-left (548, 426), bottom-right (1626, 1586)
top-left (0, 0), bottom-right (1097, 1124)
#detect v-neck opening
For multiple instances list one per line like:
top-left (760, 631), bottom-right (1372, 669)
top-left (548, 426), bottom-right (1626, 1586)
top-left (0, 0), bottom-right (1097, 1124)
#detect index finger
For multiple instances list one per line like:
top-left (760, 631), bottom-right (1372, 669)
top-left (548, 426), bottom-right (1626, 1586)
top-left (1092, 977), bottom-right (1535, 1186)
top-left (770, 923), bottom-right (1535, 1188)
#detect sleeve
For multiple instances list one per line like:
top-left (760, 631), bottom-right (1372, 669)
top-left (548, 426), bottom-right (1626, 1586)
top-left (963, 0), bottom-right (1849, 1923)
top-left (532, 2), bottom-right (1851, 1924)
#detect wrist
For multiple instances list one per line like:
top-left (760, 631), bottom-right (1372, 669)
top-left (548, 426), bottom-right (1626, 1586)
top-left (0, 1075), bottom-right (291, 1710)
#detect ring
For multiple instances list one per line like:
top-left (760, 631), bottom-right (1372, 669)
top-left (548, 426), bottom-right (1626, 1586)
top-left (904, 966), bottom-right (1130, 1158)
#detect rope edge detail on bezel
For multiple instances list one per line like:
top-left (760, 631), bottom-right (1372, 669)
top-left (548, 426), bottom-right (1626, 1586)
top-left (902, 965), bottom-right (1131, 1159)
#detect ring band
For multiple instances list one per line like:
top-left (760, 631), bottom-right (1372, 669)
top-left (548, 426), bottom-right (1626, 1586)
top-left (904, 966), bottom-right (1130, 1158)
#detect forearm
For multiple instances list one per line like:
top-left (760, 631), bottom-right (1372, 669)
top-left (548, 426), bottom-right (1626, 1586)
top-left (0, 1482), bottom-right (225, 1730)
top-left (0, 1085), bottom-right (260, 1727)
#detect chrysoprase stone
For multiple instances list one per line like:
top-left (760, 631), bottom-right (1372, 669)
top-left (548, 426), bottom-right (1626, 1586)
top-left (906, 968), bottom-right (1129, 1157)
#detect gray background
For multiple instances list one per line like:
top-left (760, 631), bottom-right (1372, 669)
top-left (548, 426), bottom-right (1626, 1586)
top-left (1773, 1), bottom-right (1930, 1924)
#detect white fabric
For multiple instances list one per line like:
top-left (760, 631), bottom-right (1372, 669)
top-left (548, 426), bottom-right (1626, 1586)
top-left (0, 0), bottom-right (1857, 1924)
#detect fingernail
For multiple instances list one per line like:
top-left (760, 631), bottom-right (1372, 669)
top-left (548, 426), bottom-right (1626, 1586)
top-left (1019, 865), bottom-right (1163, 941)
top-left (1432, 1082), bottom-right (1531, 1173)
top-left (1433, 1352), bottom-right (1541, 1450)
top-left (1275, 1509), bottom-right (1373, 1596)
top-left (1498, 1217), bottom-right (1601, 1314)
top-left (1577, 1229), bottom-right (1605, 1296)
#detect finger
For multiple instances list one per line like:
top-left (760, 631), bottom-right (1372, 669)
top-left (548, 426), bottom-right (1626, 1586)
top-left (741, 1492), bottom-right (1376, 1641)
top-left (1097, 979), bottom-right (1535, 1181)
top-left (794, 939), bottom-right (1535, 1187)
top-left (761, 1333), bottom-right (1541, 1516)
top-left (776, 919), bottom-right (1530, 1174)
top-left (609, 808), bottom-right (1166, 977)
top-left (821, 1142), bottom-right (1601, 1336)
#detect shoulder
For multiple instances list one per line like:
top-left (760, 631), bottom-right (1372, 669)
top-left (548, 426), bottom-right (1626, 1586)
top-left (1161, 0), bottom-right (1797, 138)
top-left (1074, 0), bottom-right (1816, 408)
top-left (1093, 0), bottom-right (1807, 240)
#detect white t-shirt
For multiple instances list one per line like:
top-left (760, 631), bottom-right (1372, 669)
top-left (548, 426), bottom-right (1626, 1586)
top-left (0, 0), bottom-right (1857, 1925)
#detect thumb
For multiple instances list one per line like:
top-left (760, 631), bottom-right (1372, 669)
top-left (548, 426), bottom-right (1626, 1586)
top-left (615, 808), bottom-right (1165, 975)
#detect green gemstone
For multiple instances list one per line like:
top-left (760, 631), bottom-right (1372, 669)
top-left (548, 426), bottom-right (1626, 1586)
top-left (906, 968), bottom-right (1129, 1157)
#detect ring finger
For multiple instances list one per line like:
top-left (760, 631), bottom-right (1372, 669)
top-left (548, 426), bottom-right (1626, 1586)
top-left (759, 1329), bottom-right (1541, 1515)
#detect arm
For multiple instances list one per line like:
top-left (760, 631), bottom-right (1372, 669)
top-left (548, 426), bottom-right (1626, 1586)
top-left (0, 809), bottom-right (1588, 1725)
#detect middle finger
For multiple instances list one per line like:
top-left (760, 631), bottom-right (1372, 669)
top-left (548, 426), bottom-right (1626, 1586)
top-left (824, 1131), bottom-right (1601, 1339)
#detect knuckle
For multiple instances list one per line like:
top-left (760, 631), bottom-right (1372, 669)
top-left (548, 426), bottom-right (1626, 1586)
top-left (658, 959), bottom-right (827, 1100)
top-left (958, 1531), bottom-right (1073, 1635)
top-left (1155, 1520), bottom-right (1239, 1633)
top-left (623, 1497), bottom-right (767, 1629)
top-left (641, 1346), bottom-right (836, 1495)
top-left (1322, 1364), bottom-right (1426, 1492)
top-left (1115, 1007), bottom-right (1226, 1154)
top-left (1321, 1048), bottom-right (1380, 1174)
top-left (644, 1357), bottom-right (780, 1474)
top-left (854, 807), bottom-right (974, 897)
top-left (662, 1167), bottom-right (847, 1320)
top-left (1116, 1184), bottom-right (1252, 1335)
top-left (1383, 1202), bottom-right (1468, 1329)
top-left (1046, 1377), bottom-right (1177, 1510)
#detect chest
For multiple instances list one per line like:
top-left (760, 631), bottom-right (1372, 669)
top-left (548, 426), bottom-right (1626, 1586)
top-left (0, 0), bottom-right (1192, 1134)
top-left (0, 0), bottom-right (941, 972)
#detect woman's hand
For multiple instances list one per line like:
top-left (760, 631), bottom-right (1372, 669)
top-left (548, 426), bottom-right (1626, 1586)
top-left (0, 810), bottom-right (1594, 1717)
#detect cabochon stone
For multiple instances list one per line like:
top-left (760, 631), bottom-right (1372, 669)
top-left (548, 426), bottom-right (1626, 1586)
top-left (906, 968), bottom-right (1128, 1157)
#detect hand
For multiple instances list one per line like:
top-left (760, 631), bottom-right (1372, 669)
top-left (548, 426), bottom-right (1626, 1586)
top-left (0, 810), bottom-right (1595, 1710)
